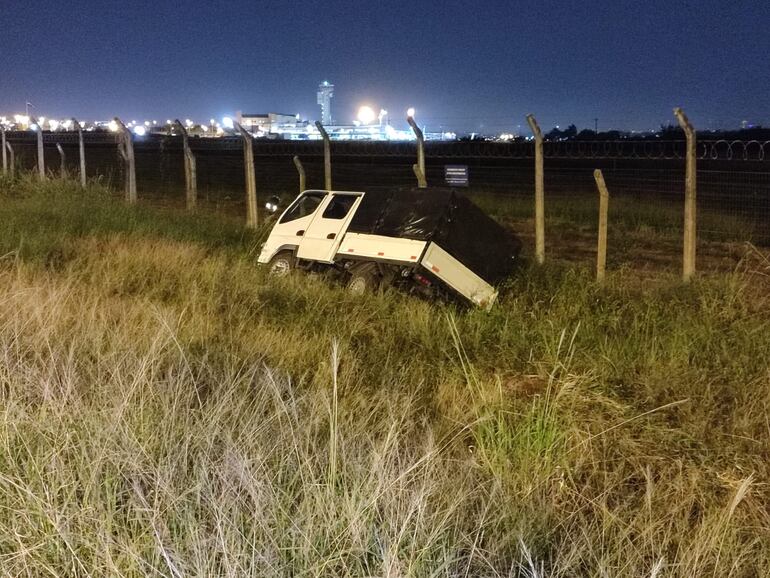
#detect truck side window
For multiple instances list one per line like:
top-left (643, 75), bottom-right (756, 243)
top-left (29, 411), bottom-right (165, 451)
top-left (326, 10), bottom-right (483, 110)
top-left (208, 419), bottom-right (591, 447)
top-left (279, 193), bottom-right (325, 223)
top-left (322, 195), bottom-right (357, 220)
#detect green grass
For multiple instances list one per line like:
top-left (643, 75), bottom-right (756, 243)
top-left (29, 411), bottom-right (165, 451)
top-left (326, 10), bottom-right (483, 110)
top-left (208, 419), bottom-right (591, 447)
top-left (469, 191), bottom-right (756, 243)
top-left (0, 175), bottom-right (769, 576)
top-left (0, 173), bottom-right (260, 262)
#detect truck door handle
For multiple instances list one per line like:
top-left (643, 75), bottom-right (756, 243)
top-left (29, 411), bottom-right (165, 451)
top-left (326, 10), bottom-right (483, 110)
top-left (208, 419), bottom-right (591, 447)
top-left (326, 233), bottom-right (336, 239)
top-left (296, 230), bottom-right (304, 236)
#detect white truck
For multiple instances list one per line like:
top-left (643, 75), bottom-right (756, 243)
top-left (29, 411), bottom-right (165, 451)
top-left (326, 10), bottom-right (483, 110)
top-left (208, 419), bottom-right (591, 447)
top-left (257, 187), bottom-right (522, 309)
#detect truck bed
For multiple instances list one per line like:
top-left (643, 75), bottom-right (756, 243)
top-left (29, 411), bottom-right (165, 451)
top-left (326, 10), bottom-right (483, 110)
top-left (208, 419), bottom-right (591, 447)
top-left (337, 232), bottom-right (498, 308)
top-left (337, 233), bottom-right (427, 265)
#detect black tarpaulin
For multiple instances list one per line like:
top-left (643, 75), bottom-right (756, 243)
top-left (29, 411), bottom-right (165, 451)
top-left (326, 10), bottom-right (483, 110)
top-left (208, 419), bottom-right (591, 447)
top-left (347, 187), bottom-right (522, 285)
top-left (374, 189), bottom-right (453, 239)
top-left (436, 194), bottom-right (522, 285)
top-left (347, 188), bottom-right (453, 240)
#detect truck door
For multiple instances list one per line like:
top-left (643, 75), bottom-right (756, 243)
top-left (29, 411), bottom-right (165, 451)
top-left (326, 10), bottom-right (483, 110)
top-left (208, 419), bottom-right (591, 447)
top-left (259, 191), bottom-right (328, 262)
top-left (296, 192), bottom-right (362, 263)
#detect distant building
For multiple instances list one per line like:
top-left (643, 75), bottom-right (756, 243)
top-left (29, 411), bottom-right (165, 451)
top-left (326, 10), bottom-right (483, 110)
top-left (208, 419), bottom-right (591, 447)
top-left (316, 81), bottom-right (334, 125)
top-left (236, 112), bottom-right (299, 135)
top-left (233, 80), bottom-right (455, 141)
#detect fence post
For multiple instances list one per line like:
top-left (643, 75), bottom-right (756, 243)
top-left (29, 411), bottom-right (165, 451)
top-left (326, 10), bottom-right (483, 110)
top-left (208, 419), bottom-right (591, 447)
top-left (235, 122), bottom-right (258, 228)
top-left (174, 119), bottom-right (197, 210)
top-left (526, 114), bottom-right (545, 264)
top-left (55, 143), bottom-right (66, 178)
top-left (72, 118), bottom-right (86, 188)
top-left (4, 142), bottom-right (14, 177)
top-left (593, 169), bottom-right (610, 282)
top-left (315, 121), bottom-right (332, 191)
top-left (1, 125), bottom-right (6, 175)
top-left (406, 112), bottom-right (427, 188)
top-left (115, 118), bottom-right (137, 203)
top-left (30, 116), bottom-right (45, 179)
top-left (674, 107), bottom-right (696, 282)
top-left (293, 155), bottom-right (306, 193)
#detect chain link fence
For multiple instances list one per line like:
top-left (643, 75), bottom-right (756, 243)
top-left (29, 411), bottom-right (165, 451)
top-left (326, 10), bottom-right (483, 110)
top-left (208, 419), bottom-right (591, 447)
top-left (4, 132), bottom-right (770, 251)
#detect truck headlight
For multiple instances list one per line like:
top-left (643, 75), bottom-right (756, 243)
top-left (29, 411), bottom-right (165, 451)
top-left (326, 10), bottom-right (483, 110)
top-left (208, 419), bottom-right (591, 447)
top-left (265, 195), bottom-right (281, 213)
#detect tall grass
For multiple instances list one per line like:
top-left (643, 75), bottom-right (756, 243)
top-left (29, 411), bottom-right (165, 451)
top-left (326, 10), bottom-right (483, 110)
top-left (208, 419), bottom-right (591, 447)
top-left (469, 191), bottom-right (755, 244)
top-left (0, 176), bottom-right (768, 576)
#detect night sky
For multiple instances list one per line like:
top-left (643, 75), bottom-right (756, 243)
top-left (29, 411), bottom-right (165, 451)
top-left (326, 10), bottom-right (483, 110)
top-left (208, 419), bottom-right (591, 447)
top-left (1, 0), bottom-right (768, 134)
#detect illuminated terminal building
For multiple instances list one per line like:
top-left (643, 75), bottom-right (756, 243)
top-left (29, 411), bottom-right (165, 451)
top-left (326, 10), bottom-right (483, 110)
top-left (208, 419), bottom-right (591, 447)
top-left (233, 81), bottom-right (455, 141)
top-left (236, 111), bottom-right (304, 136)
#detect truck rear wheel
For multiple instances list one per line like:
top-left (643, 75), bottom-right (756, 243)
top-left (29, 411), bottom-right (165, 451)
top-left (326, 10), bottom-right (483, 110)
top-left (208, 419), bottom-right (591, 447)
top-left (267, 251), bottom-right (295, 278)
top-left (347, 263), bottom-right (381, 295)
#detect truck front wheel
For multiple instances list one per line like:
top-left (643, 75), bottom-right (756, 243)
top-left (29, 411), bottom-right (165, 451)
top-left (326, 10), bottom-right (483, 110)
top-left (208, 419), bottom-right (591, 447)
top-left (347, 263), bottom-right (381, 295)
top-left (267, 251), bottom-right (295, 278)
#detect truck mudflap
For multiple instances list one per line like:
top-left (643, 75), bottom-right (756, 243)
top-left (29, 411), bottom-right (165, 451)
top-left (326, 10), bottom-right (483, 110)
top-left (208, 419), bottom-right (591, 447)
top-left (419, 242), bottom-right (498, 310)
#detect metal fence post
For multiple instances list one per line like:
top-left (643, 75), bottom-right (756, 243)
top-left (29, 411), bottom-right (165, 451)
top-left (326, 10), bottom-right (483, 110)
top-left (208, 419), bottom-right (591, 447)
top-left (526, 114), bottom-right (545, 264)
top-left (293, 155), bottom-right (306, 193)
top-left (4, 142), bottom-right (14, 177)
top-left (72, 118), bottom-right (86, 188)
top-left (593, 169), bottom-right (610, 282)
top-left (315, 121), bottom-right (332, 191)
top-left (674, 107), bottom-right (696, 282)
top-left (174, 119), bottom-right (197, 210)
top-left (406, 112), bottom-right (427, 188)
top-left (115, 118), bottom-right (137, 203)
top-left (235, 122), bottom-right (258, 228)
top-left (1, 125), bottom-right (6, 175)
top-left (30, 116), bottom-right (45, 179)
top-left (55, 143), bottom-right (66, 178)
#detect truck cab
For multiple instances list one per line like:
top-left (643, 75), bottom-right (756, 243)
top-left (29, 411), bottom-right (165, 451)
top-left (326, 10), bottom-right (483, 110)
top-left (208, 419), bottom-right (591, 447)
top-left (258, 190), bottom-right (362, 265)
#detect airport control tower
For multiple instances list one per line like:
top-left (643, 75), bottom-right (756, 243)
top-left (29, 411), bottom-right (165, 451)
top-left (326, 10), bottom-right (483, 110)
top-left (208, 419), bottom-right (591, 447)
top-left (316, 80), bottom-right (334, 125)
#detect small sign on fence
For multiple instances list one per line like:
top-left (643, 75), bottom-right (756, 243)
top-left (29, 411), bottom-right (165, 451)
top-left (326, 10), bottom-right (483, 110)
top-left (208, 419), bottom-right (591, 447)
top-left (445, 164), bottom-right (469, 187)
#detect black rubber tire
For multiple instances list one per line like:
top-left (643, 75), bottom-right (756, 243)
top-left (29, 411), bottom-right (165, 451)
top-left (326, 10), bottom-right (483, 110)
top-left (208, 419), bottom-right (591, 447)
top-left (347, 263), bottom-right (381, 295)
top-left (267, 251), bottom-right (295, 278)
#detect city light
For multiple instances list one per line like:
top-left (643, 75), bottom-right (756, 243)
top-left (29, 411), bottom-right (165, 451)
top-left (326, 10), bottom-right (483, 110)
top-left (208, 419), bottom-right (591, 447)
top-left (357, 106), bottom-right (376, 125)
top-left (0, 86), bottom-right (455, 141)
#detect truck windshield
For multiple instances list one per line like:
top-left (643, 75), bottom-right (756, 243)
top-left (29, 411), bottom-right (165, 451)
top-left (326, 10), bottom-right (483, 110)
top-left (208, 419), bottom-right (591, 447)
top-left (279, 192), bottom-right (326, 223)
